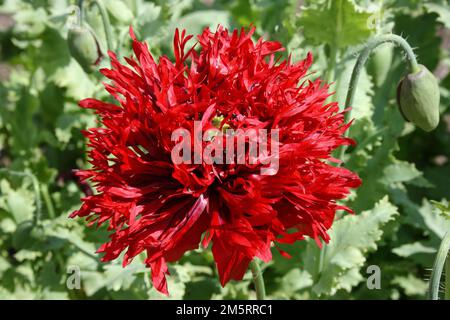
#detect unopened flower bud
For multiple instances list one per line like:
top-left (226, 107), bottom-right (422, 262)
top-left (397, 65), bottom-right (440, 132)
top-left (67, 26), bottom-right (103, 73)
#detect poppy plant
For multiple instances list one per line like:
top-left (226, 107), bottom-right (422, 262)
top-left (71, 26), bottom-right (361, 295)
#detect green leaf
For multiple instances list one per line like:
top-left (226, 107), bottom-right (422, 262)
top-left (211, 279), bottom-right (252, 300)
top-left (52, 59), bottom-right (97, 100)
top-left (102, 264), bottom-right (145, 291)
top-left (0, 256), bottom-right (11, 275)
top-left (300, 0), bottom-right (373, 48)
top-left (0, 86), bottom-right (41, 155)
top-left (393, 242), bottom-right (436, 257)
top-left (79, 260), bottom-right (147, 296)
top-left (275, 269), bottom-right (313, 298)
top-left (10, 6), bottom-right (47, 38)
top-left (431, 200), bottom-right (450, 220)
top-left (391, 274), bottom-right (428, 297)
top-left (335, 53), bottom-right (374, 118)
top-left (416, 199), bottom-right (450, 239)
top-left (303, 196), bottom-right (399, 296)
top-left (170, 10), bottom-right (231, 40)
top-left (394, 12), bottom-right (441, 70)
top-left (45, 223), bottom-right (98, 258)
top-left (37, 260), bottom-right (64, 290)
top-left (0, 180), bottom-right (35, 224)
top-left (350, 109), bottom-right (405, 212)
top-left (423, 164), bottom-right (450, 199)
top-left (381, 161), bottom-right (422, 185)
top-left (424, 3), bottom-right (450, 29)
top-left (184, 278), bottom-right (221, 300)
top-left (105, 0), bottom-right (134, 24)
top-left (395, 194), bottom-right (450, 242)
top-left (36, 27), bottom-right (71, 76)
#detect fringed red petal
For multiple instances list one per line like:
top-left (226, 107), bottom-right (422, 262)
top-left (71, 25), bottom-right (361, 295)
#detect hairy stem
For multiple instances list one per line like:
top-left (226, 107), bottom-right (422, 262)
top-left (249, 259), bottom-right (266, 300)
top-left (77, 0), bottom-right (84, 25)
top-left (446, 248), bottom-right (450, 300)
top-left (92, 0), bottom-right (114, 52)
top-left (338, 34), bottom-right (419, 163)
top-left (326, 45), bottom-right (338, 86)
top-left (428, 231), bottom-right (450, 300)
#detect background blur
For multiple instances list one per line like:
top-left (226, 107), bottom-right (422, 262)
top-left (0, 0), bottom-right (449, 299)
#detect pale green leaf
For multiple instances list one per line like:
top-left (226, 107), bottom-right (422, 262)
top-left (417, 199), bottom-right (450, 239)
top-left (391, 274), bottom-right (428, 297)
top-left (276, 269), bottom-right (313, 297)
top-left (301, 0), bottom-right (373, 48)
top-left (0, 180), bottom-right (35, 224)
top-left (335, 53), bottom-right (374, 118)
top-left (431, 200), bottom-right (450, 220)
top-left (52, 60), bottom-right (97, 100)
top-left (170, 10), bottom-right (231, 40)
top-left (425, 3), bottom-right (450, 29)
top-left (335, 267), bottom-right (363, 292)
top-left (303, 196), bottom-right (398, 296)
top-left (381, 161), bottom-right (422, 185)
top-left (105, 0), bottom-right (134, 23)
top-left (393, 242), bottom-right (436, 258)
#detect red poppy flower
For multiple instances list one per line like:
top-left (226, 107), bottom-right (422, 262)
top-left (71, 26), bottom-right (361, 295)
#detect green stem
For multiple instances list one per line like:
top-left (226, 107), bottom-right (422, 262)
top-left (249, 259), bottom-right (266, 300)
top-left (77, 0), bottom-right (84, 25)
top-left (92, 0), bottom-right (114, 52)
top-left (41, 184), bottom-right (56, 219)
top-left (326, 45), bottom-right (338, 85)
top-left (428, 231), bottom-right (450, 300)
top-left (79, 0), bottom-right (114, 52)
top-left (338, 34), bottom-right (420, 163)
top-left (325, 0), bottom-right (342, 101)
top-left (446, 245), bottom-right (450, 300)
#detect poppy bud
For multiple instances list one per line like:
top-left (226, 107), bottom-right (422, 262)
top-left (67, 26), bottom-right (103, 73)
top-left (396, 64), bottom-right (440, 132)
